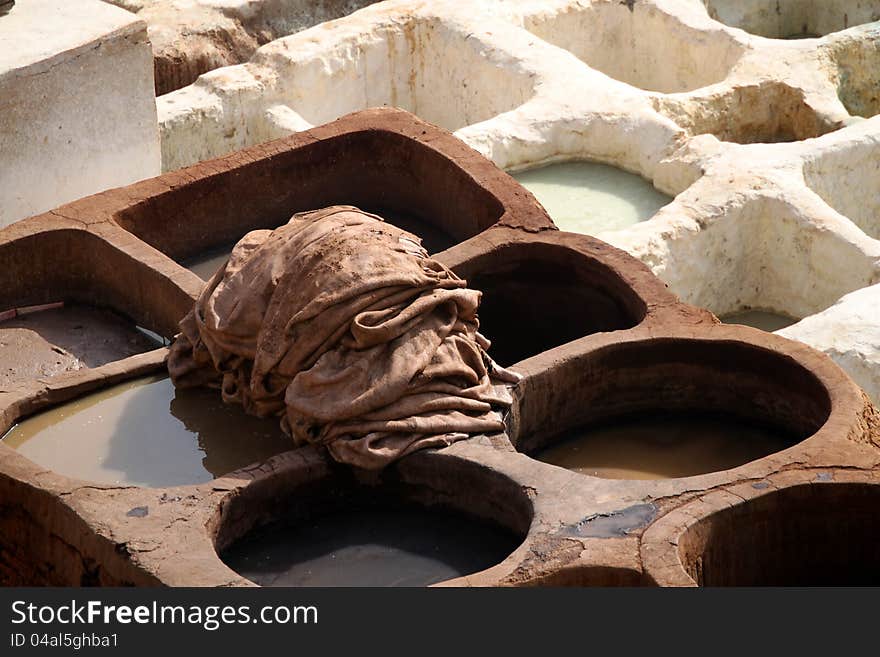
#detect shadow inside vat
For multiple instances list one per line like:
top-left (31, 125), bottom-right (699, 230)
top-left (450, 240), bottom-right (646, 366)
top-left (213, 453), bottom-right (532, 587)
top-left (679, 482), bottom-right (880, 585)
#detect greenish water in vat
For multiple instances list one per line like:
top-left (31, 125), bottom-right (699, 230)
top-left (513, 161), bottom-right (671, 234)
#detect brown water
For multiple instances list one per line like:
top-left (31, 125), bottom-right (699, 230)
top-left (535, 414), bottom-right (795, 480)
top-left (183, 247), bottom-right (233, 280)
top-left (0, 305), bottom-right (164, 388)
top-left (222, 507), bottom-right (519, 587)
top-left (2, 376), bottom-right (293, 487)
top-left (720, 310), bottom-right (797, 332)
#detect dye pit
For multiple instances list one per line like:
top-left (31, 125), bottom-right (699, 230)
top-left (2, 376), bottom-right (293, 487)
top-left (534, 413), bottom-right (795, 480)
top-left (0, 305), bottom-right (164, 388)
top-left (512, 162), bottom-right (671, 235)
top-left (465, 250), bottom-right (641, 366)
top-left (178, 207), bottom-right (457, 281)
top-left (221, 507), bottom-right (520, 587)
top-left (720, 310), bottom-right (798, 332)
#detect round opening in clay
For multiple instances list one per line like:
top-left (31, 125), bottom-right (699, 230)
top-left (452, 241), bottom-right (645, 366)
top-left (2, 376), bottom-right (293, 487)
top-left (512, 338), bottom-right (831, 479)
top-left (0, 228), bottom-right (188, 386)
top-left (215, 456), bottom-right (531, 587)
top-left (679, 483), bottom-right (880, 585)
top-left (702, 1), bottom-right (880, 38)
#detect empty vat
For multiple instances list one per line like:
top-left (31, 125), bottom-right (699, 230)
top-left (653, 80), bottom-right (838, 144)
top-left (524, 1), bottom-right (743, 93)
top-left (702, 1), bottom-right (880, 39)
top-left (450, 240), bottom-right (646, 366)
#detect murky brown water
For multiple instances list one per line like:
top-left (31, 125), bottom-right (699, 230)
top-left (535, 414), bottom-right (795, 479)
top-left (222, 507), bottom-right (519, 587)
top-left (2, 376), bottom-right (293, 487)
top-left (720, 310), bottom-right (797, 332)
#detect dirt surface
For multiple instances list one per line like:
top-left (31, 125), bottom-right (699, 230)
top-left (0, 305), bottom-right (162, 390)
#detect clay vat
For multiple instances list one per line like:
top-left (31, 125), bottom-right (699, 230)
top-left (523, 1), bottom-right (744, 93)
top-left (214, 451), bottom-right (531, 587)
top-left (652, 80), bottom-right (839, 144)
top-left (3, 376), bottom-right (293, 488)
top-left (681, 482), bottom-right (880, 585)
top-left (510, 332), bottom-right (832, 479)
top-left (643, 473), bottom-right (880, 586)
top-left (157, 10), bottom-right (538, 171)
top-left (720, 310), bottom-right (797, 332)
top-left (0, 226), bottom-right (185, 391)
top-left (511, 161), bottom-right (672, 235)
top-left (438, 227), bottom-right (675, 367)
top-left (702, 1), bottom-right (880, 39)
